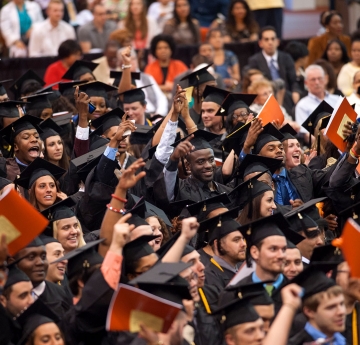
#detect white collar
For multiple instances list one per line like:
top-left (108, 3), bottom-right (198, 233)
top-left (32, 281), bottom-right (46, 297)
top-left (262, 50), bottom-right (278, 63)
top-left (302, 256), bottom-right (310, 264)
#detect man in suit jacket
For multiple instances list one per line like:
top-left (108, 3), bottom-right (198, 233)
top-left (247, 26), bottom-right (301, 109)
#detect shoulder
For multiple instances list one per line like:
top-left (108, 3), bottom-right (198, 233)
top-left (25, 0), bottom-right (41, 10)
top-left (248, 52), bottom-right (262, 61)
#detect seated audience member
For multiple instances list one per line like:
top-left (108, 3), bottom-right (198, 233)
top-left (241, 68), bottom-right (264, 93)
top-left (295, 65), bottom-right (340, 135)
top-left (148, 0), bottom-right (174, 31)
top-left (118, 0), bottom-right (161, 50)
top-left (307, 11), bottom-right (351, 66)
top-left (43, 40), bottom-right (82, 87)
top-left (78, 4), bottom-right (117, 54)
top-left (207, 28), bottom-right (240, 90)
top-left (346, 70), bottom-right (360, 114)
top-left (314, 59), bottom-right (343, 96)
top-left (145, 34), bottom-right (188, 97)
top-left (0, 0), bottom-right (43, 57)
top-left (316, 10), bottom-right (330, 36)
top-left (163, 0), bottom-right (201, 45)
top-left (28, 0), bottom-right (76, 57)
top-left (322, 39), bottom-right (350, 77)
top-left (211, 0), bottom-right (259, 43)
top-left (75, 0), bottom-right (93, 26)
top-left (337, 35), bottom-right (360, 96)
top-left (109, 28), bottom-right (133, 47)
top-left (189, 0), bottom-right (228, 27)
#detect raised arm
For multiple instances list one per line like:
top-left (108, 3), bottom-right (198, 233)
top-left (118, 46), bottom-right (133, 97)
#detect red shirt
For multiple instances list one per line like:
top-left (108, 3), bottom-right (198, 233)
top-left (43, 60), bottom-right (69, 88)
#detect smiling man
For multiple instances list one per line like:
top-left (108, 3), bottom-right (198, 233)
top-left (44, 237), bottom-right (67, 285)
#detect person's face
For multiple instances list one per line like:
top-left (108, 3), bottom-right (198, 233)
top-left (284, 138), bottom-right (301, 169)
top-left (218, 231), bottom-right (247, 265)
top-left (336, 261), bottom-right (360, 301)
top-left (1, 281), bottom-right (34, 316)
top-left (353, 71), bottom-right (360, 94)
top-left (201, 101), bottom-right (222, 130)
top-left (254, 86), bottom-right (272, 106)
top-left (155, 41), bottom-right (172, 61)
top-left (64, 51), bottom-right (82, 67)
top-left (45, 135), bottom-right (63, 163)
top-left (232, 2), bottom-right (246, 19)
top-left (283, 248), bottom-right (303, 280)
top-left (259, 190), bottom-right (276, 217)
top-left (128, 253), bottom-right (158, 280)
top-left (14, 129), bottom-right (40, 165)
top-left (45, 242), bottom-right (67, 283)
top-left (47, 3), bottom-right (64, 23)
top-left (351, 41), bottom-right (360, 65)
top-left (79, 72), bottom-right (95, 82)
top-left (244, 171), bottom-right (274, 190)
top-left (326, 42), bottom-right (342, 63)
top-left (306, 293), bottom-right (346, 335)
top-left (16, 246), bottom-right (48, 286)
top-left (232, 107), bottom-right (250, 126)
top-left (0, 93), bottom-right (9, 102)
top-left (176, 0), bottom-right (190, 18)
top-left (181, 268), bottom-right (200, 301)
top-left (326, 14), bottom-right (343, 36)
top-left (34, 176), bottom-right (57, 210)
top-left (305, 69), bottom-right (326, 95)
top-left (56, 216), bottom-right (81, 253)
top-left (251, 236), bottom-right (287, 275)
top-left (225, 318), bottom-right (264, 345)
top-left (89, 96), bottom-right (107, 120)
top-left (258, 141), bottom-right (285, 161)
top-left (93, 5), bottom-right (107, 26)
top-left (146, 217), bottom-right (164, 251)
top-left (130, 0), bottom-right (143, 16)
top-left (259, 30), bottom-right (279, 56)
top-left (199, 44), bottom-right (215, 61)
top-left (123, 101), bottom-right (146, 125)
top-left (40, 108), bottom-right (53, 121)
top-left (181, 250), bottom-right (205, 288)
top-left (297, 228), bottom-right (324, 260)
top-left (105, 47), bottom-right (119, 69)
top-left (208, 31), bottom-right (223, 50)
top-left (187, 148), bottom-right (216, 183)
top-left (253, 304), bottom-right (274, 334)
top-left (33, 323), bottom-right (64, 345)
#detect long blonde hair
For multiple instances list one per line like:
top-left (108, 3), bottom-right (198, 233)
top-left (52, 218), bottom-right (86, 249)
top-left (312, 117), bottom-right (328, 155)
top-left (124, 0), bottom-right (148, 39)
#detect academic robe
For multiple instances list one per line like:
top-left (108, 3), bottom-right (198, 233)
top-left (197, 248), bottom-right (212, 268)
top-left (288, 329), bottom-right (316, 345)
top-left (342, 302), bottom-right (360, 345)
top-left (0, 303), bottom-right (18, 345)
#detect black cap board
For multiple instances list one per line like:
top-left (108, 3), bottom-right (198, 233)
top-left (338, 200), bottom-right (360, 223)
top-left (22, 92), bottom-right (53, 112)
top-left (119, 85), bottom-right (152, 104)
top-left (110, 71), bottom-right (141, 87)
top-left (39, 118), bottom-right (62, 141)
top-left (253, 123), bottom-right (284, 154)
top-left (89, 131), bottom-right (109, 150)
top-left (155, 232), bottom-right (195, 260)
top-left (171, 129), bottom-right (219, 152)
top-left (125, 201), bottom-right (150, 228)
top-left (62, 60), bottom-right (99, 81)
top-left (168, 199), bottom-right (196, 219)
top-left (280, 123), bottom-right (298, 141)
top-left (310, 244), bottom-right (344, 263)
top-left (39, 234), bottom-right (60, 245)
top-left (4, 263), bottom-right (30, 290)
top-left (202, 85), bottom-right (230, 106)
top-left (301, 101), bottom-right (334, 136)
top-left (77, 81), bottom-right (117, 98)
top-left (0, 79), bottom-right (12, 96)
top-left (185, 192), bottom-right (231, 217)
top-left (0, 176), bottom-right (12, 190)
top-left (0, 100), bottom-right (27, 118)
top-left (123, 234), bottom-right (158, 263)
top-left (71, 145), bottom-right (106, 170)
top-left (180, 64), bottom-right (215, 86)
top-left (9, 70), bottom-right (44, 99)
top-left (216, 93), bottom-right (257, 116)
top-left (237, 154), bottom-right (282, 179)
top-left (58, 80), bottom-right (84, 96)
top-left (91, 107), bottom-right (124, 133)
top-left (76, 154), bottom-right (102, 183)
top-left (52, 112), bottom-right (73, 126)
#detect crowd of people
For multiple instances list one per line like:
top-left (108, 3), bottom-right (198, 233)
top-left (0, 1), bottom-right (360, 345)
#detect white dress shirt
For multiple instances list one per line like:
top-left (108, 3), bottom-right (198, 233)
top-left (32, 280), bottom-right (46, 299)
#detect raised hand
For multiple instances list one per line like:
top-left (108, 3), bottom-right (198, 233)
top-left (74, 86), bottom-right (90, 127)
top-left (181, 217), bottom-right (199, 242)
top-left (170, 135), bottom-right (194, 161)
top-left (243, 118), bottom-right (263, 153)
top-left (110, 213), bottom-right (134, 249)
top-left (281, 283), bottom-right (303, 312)
top-left (117, 158), bottom-right (146, 190)
top-left (173, 85), bottom-right (188, 116)
top-left (121, 46), bottom-right (132, 66)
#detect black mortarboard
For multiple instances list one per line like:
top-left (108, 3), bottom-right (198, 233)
top-left (123, 235), bottom-right (158, 262)
top-left (202, 85), bottom-right (230, 106)
top-left (125, 201), bottom-right (150, 228)
top-left (39, 118), bottom-right (62, 141)
top-left (77, 81), bottom-right (117, 98)
top-left (34, 83), bottom-right (61, 102)
top-left (39, 234), bottom-right (60, 245)
top-left (0, 115), bottom-right (42, 146)
top-left (16, 299), bottom-right (59, 345)
top-left (155, 232), bottom-right (195, 260)
top-left (0, 176), bottom-right (12, 190)
top-left (216, 93), bottom-right (257, 116)
top-left (77, 154), bottom-right (102, 183)
top-left (71, 145), bottom-right (106, 170)
top-left (185, 192), bottom-right (231, 217)
top-left (0, 79), bottom-right (12, 96)
top-left (171, 129), bottom-right (219, 152)
top-left (168, 199), bottom-right (196, 219)
top-left (89, 131), bottom-right (109, 150)
top-left (222, 121), bottom-right (251, 155)
top-left (51, 238), bottom-right (105, 279)
top-left (58, 80), bottom-right (84, 96)
top-left (9, 70), bottom-right (45, 99)
top-left (237, 154), bottom-right (282, 179)
top-left (4, 263), bottom-right (30, 290)
top-left (129, 262), bottom-right (192, 304)
top-left (41, 197), bottom-right (76, 222)
top-left (119, 85), bottom-right (152, 104)
top-left (129, 123), bottom-right (158, 146)
top-left (23, 92), bottom-right (53, 112)
top-left (110, 71), bottom-right (141, 87)
top-left (288, 262), bottom-right (338, 300)
top-left (338, 200), bottom-right (360, 224)
top-left (0, 100), bottom-right (26, 118)
top-left (52, 112), bottom-right (73, 126)
top-left (33, 82), bottom-right (60, 94)
top-left (91, 108), bottom-right (124, 133)
top-left (25, 237), bottom-right (44, 248)
top-left (180, 64), bottom-right (215, 86)
top-left (301, 101), bottom-right (333, 136)
top-left (280, 123), bottom-right (298, 141)
top-left (310, 244), bottom-right (344, 263)
top-left (212, 296), bottom-right (260, 331)
top-left (253, 123), bottom-right (284, 154)
top-left (62, 60), bottom-right (99, 81)
top-left (15, 157), bottom-right (66, 189)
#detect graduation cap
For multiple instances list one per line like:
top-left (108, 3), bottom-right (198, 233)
top-left (58, 80), bottom-right (84, 96)
top-left (125, 201), bottom-right (150, 228)
top-left (212, 296), bottom-right (260, 331)
top-left (110, 71), bottom-right (141, 87)
top-left (15, 157), bottom-right (66, 189)
top-left (129, 262), bottom-right (193, 304)
top-left (22, 92), bottom-right (53, 112)
top-left (0, 100), bottom-right (27, 119)
top-left (52, 112), bottom-right (73, 126)
top-left (91, 107), bottom-right (124, 134)
top-left (0, 115), bottom-right (42, 146)
top-left (180, 64), bottom-right (215, 86)
top-left (253, 123), bottom-right (284, 155)
top-left (39, 118), bottom-right (62, 141)
top-left (23, 236), bottom-right (44, 249)
top-left (279, 123), bottom-right (298, 141)
top-left (89, 130), bottom-right (110, 150)
top-left (77, 81), bottom-right (117, 99)
top-left (202, 85), bottom-right (230, 106)
top-left (41, 197), bottom-right (76, 221)
top-left (237, 154), bottom-right (282, 179)
top-left (39, 234), bottom-right (60, 245)
top-left (0, 176), bottom-right (12, 190)
top-left (9, 70), bottom-right (45, 99)
top-left (288, 262), bottom-right (338, 300)
top-left (4, 263), bottom-right (30, 290)
top-left (71, 145), bottom-right (106, 171)
top-left (338, 200), bottom-right (360, 223)
top-left (119, 85), bottom-right (152, 104)
top-left (76, 154), bottom-right (102, 183)
top-left (123, 235), bottom-right (158, 263)
top-left (155, 232), bottom-right (195, 260)
top-left (33, 83), bottom-right (61, 102)
top-left (171, 129), bottom-right (219, 151)
top-left (16, 299), bottom-right (60, 345)
top-left (33, 81), bottom-right (60, 94)
top-left (310, 244), bottom-right (344, 263)
top-left (222, 121), bottom-right (251, 155)
top-left (216, 93), bottom-right (257, 116)
top-left (129, 124), bottom-right (155, 146)
top-left (51, 238), bottom-right (105, 279)
top-left (62, 60), bottom-right (99, 81)
top-left (168, 199), bottom-right (196, 220)
top-left (0, 79), bottom-right (12, 96)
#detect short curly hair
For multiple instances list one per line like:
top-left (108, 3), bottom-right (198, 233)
top-left (150, 34), bottom-right (176, 59)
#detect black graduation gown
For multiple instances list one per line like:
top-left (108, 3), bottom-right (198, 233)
top-left (342, 302), bottom-right (360, 345)
top-left (0, 303), bottom-right (18, 345)
top-left (197, 248), bottom-right (212, 268)
top-left (288, 329), bottom-right (315, 345)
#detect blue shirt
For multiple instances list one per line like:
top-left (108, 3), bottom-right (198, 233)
top-left (17, 4), bottom-right (32, 36)
top-left (15, 157), bottom-right (27, 167)
top-left (104, 146), bottom-right (117, 161)
top-left (252, 271), bottom-right (284, 290)
top-left (305, 322), bottom-right (346, 345)
top-left (273, 168), bottom-right (300, 206)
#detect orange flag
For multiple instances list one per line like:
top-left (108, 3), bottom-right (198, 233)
top-left (257, 94), bottom-right (284, 126)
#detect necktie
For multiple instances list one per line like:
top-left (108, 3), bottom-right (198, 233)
top-left (265, 285), bottom-right (274, 296)
top-left (269, 58), bottom-right (280, 81)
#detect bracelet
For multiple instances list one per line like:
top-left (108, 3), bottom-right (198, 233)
top-left (350, 150), bottom-right (357, 160)
top-left (186, 125), bottom-right (197, 131)
top-left (111, 194), bottom-right (127, 203)
top-left (121, 64), bottom-right (132, 70)
top-left (351, 147), bottom-right (360, 158)
top-left (106, 204), bottom-right (126, 215)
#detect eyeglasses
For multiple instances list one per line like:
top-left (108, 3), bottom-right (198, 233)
top-left (183, 271), bottom-right (198, 283)
top-left (232, 112), bottom-right (250, 120)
